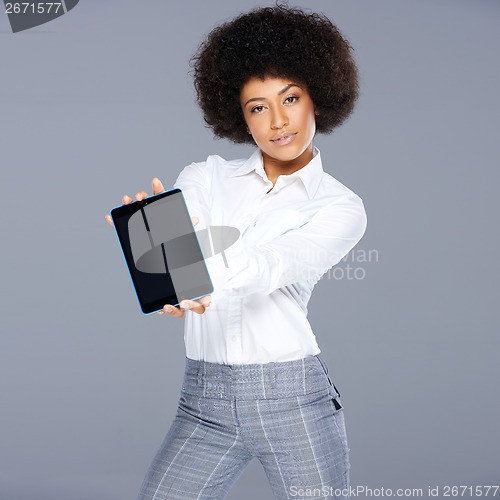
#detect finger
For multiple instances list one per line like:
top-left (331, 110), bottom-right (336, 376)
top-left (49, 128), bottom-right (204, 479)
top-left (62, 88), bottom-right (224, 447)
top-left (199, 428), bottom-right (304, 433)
top-left (199, 295), bottom-right (211, 307)
top-left (122, 195), bottom-right (133, 205)
top-left (192, 216), bottom-right (199, 226)
top-left (162, 304), bottom-right (185, 318)
top-left (105, 214), bottom-right (114, 227)
top-left (135, 191), bottom-right (148, 202)
top-left (180, 300), bottom-right (206, 315)
top-left (152, 178), bottom-right (165, 195)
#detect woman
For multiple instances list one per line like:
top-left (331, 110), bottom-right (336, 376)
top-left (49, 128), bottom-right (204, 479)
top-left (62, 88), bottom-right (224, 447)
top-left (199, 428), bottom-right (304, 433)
top-left (106, 5), bottom-right (366, 499)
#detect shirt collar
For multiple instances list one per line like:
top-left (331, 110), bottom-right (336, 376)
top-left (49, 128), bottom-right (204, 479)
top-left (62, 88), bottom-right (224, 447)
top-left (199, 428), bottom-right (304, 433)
top-left (229, 146), bottom-right (324, 199)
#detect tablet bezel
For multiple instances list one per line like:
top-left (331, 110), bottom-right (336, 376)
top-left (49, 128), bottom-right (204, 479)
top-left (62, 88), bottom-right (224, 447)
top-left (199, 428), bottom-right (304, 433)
top-left (110, 188), bottom-right (213, 314)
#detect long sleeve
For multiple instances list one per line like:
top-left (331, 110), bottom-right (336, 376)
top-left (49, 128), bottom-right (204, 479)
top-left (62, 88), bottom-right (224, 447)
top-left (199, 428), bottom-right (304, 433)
top-left (218, 193), bottom-right (367, 297)
top-left (173, 161), bottom-right (212, 230)
top-left (172, 148), bottom-right (367, 364)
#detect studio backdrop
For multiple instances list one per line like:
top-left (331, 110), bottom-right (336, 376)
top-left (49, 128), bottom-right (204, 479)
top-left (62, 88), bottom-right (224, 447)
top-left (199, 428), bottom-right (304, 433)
top-left (1, 1), bottom-right (499, 499)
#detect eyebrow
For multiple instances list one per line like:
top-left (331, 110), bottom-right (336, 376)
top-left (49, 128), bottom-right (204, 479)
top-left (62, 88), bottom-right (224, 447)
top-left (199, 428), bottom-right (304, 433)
top-left (243, 83), bottom-right (302, 108)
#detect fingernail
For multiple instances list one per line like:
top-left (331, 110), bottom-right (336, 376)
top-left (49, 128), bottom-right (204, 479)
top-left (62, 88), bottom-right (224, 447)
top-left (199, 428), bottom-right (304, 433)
top-left (180, 302), bottom-right (191, 310)
top-left (165, 306), bottom-right (172, 312)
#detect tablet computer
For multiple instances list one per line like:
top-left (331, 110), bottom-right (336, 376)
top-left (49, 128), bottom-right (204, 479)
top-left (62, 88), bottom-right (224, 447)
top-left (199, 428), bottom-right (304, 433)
top-left (110, 188), bottom-right (213, 314)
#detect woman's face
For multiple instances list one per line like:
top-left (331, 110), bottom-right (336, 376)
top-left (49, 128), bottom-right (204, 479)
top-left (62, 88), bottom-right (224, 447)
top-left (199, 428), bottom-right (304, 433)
top-left (240, 76), bottom-right (317, 169)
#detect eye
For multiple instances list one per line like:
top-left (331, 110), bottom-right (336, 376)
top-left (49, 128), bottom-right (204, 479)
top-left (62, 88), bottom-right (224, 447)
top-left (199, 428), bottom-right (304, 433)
top-left (250, 105), bottom-right (265, 113)
top-left (284, 95), bottom-right (299, 104)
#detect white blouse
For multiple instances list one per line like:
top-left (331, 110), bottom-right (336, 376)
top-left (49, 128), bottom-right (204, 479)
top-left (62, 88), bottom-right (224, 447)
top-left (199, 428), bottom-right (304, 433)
top-left (173, 146), bottom-right (367, 365)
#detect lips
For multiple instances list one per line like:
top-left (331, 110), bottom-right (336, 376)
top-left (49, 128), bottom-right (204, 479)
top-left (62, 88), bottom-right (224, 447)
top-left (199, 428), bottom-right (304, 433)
top-left (271, 132), bottom-right (297, 146)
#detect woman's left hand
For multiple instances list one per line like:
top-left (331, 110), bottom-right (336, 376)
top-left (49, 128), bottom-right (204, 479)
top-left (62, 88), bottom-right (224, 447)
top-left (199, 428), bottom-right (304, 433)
top-left (157, 295), bottom-right (211, 317)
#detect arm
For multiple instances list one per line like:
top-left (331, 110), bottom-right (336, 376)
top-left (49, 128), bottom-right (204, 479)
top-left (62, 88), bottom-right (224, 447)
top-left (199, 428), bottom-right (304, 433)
top-left (218, 193), bottom-right (367, 296)
top-left (173, 161), bottom-right (212, 229)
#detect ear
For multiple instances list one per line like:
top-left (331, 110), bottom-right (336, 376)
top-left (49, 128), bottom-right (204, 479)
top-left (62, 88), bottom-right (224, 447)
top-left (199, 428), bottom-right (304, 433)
top-left (314, 108), bottom-right (320, 116)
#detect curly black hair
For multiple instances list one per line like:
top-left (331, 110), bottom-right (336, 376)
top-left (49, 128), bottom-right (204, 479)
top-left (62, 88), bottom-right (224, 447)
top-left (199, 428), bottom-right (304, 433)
top-left (190, 3), bottom-right (360, 144)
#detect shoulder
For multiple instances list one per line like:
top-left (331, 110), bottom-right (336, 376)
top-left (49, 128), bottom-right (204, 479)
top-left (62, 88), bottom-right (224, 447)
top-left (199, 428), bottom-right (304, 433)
top-left (307, 148), bottom-right (364, 204)
top-left (177, 153), bottom-right (250, 178)
top-left (315, 170), bottom-right (367, 235)
top-left (175, 153), bottom-right (257, 193)
top-left (317, 171), bottom-right (365, 205)
top-left (206, 155), bottom-right (249, 174)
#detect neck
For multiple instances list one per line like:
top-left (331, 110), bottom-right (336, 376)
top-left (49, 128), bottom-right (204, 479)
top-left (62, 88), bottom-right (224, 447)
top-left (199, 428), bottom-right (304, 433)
top-left (262, 144), bottom-right (314, 186)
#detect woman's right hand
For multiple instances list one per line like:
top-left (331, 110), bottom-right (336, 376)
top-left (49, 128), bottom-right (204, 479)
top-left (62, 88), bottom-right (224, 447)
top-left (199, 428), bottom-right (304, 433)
top-left (105, 177), bottom-right (211, 317)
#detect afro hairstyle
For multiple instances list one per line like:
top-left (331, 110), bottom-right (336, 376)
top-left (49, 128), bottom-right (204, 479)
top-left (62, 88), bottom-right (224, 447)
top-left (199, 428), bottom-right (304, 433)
top-left (190, 3), bottom-right (360, 144)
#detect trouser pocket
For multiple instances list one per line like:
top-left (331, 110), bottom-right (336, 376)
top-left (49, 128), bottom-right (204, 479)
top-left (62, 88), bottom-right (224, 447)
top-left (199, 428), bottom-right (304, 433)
top-left (316, 354), bottom-right (342, 400)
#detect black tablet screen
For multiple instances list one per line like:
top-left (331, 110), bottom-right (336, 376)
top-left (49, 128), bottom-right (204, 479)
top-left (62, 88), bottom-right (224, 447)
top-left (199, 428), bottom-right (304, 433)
top-left (110, 189), bottom-right (213, 314)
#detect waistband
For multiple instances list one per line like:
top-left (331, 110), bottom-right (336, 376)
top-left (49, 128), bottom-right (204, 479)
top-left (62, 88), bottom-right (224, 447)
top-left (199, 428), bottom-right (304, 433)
top-left (180, 355), bottom-right (340, 400)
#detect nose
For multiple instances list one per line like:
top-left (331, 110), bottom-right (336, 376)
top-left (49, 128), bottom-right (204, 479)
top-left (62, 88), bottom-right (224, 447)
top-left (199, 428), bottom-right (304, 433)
top-left (270, 107), bottom-right (288, 130)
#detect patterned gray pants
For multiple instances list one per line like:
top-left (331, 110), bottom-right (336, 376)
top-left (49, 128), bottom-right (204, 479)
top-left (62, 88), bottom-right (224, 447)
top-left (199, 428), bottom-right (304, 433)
top-left (136, 355), bottom-right (350, 499)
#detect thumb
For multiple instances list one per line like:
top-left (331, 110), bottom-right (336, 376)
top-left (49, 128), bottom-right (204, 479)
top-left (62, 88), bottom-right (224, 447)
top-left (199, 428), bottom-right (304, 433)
top-left (152, 177), bottom-right (165, 195)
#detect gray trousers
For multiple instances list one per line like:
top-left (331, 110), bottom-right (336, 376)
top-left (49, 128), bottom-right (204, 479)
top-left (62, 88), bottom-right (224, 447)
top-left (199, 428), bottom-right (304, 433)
top-left (136, 355), bottom-right (350, 500)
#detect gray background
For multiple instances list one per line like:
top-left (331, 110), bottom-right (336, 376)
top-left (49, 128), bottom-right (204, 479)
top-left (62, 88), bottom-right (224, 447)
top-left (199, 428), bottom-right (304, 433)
top-left (1, 0), bottom-right (499, 499)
